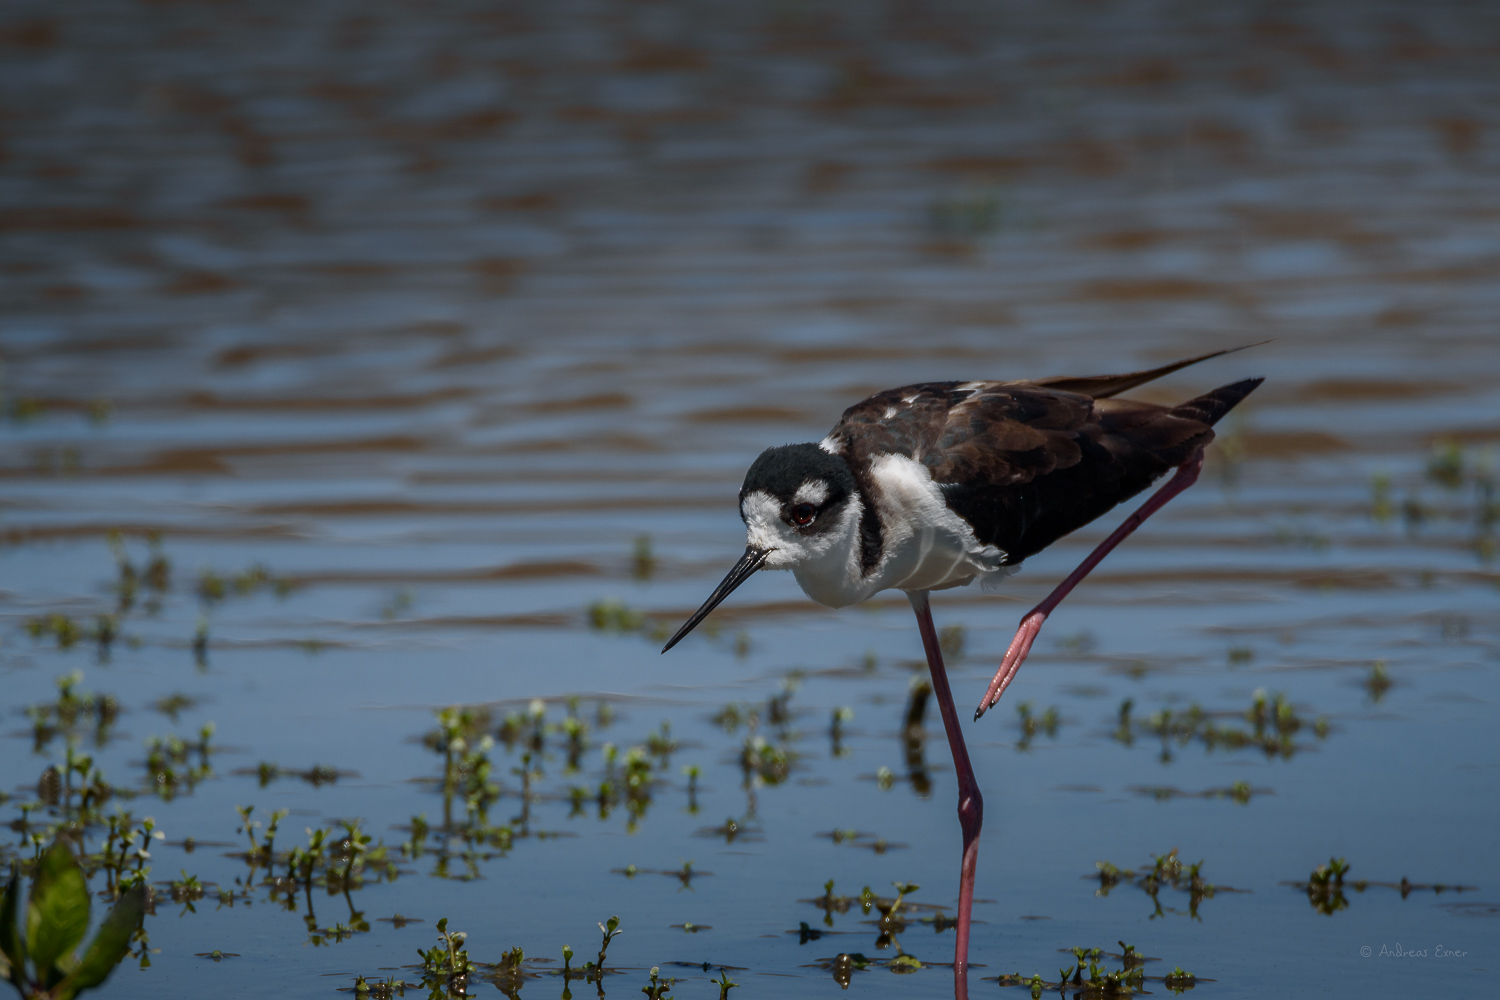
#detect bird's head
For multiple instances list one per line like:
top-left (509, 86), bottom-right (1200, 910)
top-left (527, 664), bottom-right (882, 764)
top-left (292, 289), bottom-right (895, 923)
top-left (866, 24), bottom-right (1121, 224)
top-left (662, 443), bottom-right (859, 652)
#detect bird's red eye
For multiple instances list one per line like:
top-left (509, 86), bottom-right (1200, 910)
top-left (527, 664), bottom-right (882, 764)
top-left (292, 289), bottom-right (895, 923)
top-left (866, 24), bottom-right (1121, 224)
top-left (790, 503), bottom-right (816, 526)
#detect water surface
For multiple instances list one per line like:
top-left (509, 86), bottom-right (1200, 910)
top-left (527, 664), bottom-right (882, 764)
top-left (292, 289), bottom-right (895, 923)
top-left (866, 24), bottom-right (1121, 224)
top-left (2, 1), bottom-right (1498, 997)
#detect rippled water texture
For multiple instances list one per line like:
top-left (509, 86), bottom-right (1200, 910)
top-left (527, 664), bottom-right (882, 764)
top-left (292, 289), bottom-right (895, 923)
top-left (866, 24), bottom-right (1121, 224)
top-left (2, 1), bottom-right (1498, 998)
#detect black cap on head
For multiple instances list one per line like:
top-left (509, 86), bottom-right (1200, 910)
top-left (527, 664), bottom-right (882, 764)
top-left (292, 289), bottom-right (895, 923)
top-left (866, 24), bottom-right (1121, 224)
top-left (739, 443), bottom-right (856, 506)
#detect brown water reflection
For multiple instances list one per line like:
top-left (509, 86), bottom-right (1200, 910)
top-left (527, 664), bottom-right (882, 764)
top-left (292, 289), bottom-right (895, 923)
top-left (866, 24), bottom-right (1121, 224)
top-left (3, 1), bottom-right (1499, 998)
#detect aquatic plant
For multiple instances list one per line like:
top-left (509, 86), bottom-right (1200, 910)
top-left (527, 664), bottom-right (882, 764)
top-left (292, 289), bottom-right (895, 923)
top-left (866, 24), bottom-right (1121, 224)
top-left (1114, 691), bottom-right (1330, 763)
top-left (1285, 856), bottom-right (1476, 915)
top-left (0, 841), bottom-right (146, 1000)
top-left (415, 917), bottom-right (474, 994)
top-left (1015, 702), bottom-right (1060, 751)
top-left (640, 965), bottom-right (674, 998)
top-left (1090, 848), bottom-right (1237, 919)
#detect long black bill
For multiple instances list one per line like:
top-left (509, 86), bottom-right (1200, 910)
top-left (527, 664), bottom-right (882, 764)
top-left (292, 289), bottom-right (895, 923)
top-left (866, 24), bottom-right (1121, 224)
top-left (660, 546), bottom-right (771, 653)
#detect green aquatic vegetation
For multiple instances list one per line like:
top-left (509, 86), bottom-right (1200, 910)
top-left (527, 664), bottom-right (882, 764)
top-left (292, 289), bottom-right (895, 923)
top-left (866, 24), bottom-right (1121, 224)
top-left (712, 702), bottom-right (751, 733)
top-left (1285, 856), bottom-right (1477, 915)
top-left (23, 616), bottom-right (120, 664)
top-left (352, 975), bottom-right (409, 998)
top-left (1055, 630), bottom-right (1096, 654)
top-left (641, 965), bottom-right (674, 998)
top-left (165, 871), bottom-right (208, 913)
top-left (802, 879), bottom-right (944, 942)
top-left (1015, 702), bottom-right (1060, 751)
top-left (401, 816), bottom-right (430, 859)
top-left (416, 917), bottom-right (475, 990)
top-left (765, 677), bottom-right (798, 727)
top-left (807, 879), bottom-right (853, 927)
top-left (994, 942), bottom-right (1190, 995)
top-left (829, 707), bottom-right (853, 758)
top-left (588, 599), bottom-right (648, 632)
top-left (562, 714), bottom-right (589, 772)
top-left (1427, 438), bottom-right (1465, 490)
top-left (825, 951), bottom-right (871, 989)
top-left (712, 969), bottom-right (738, 998)
top-left (591, 915), bottom-right (622, 976)
top-left (1365, 661), bottom-right (1392, 703)
top-left (1120, 690), bottom-right (1329, 763)
top-left (234, 805), bottom-right (290, 864)
top-left (143, 725), bottom-right (216, 800)
top-left (632, 534), bottom-right (656, 580)
top-left (24, 674), bottom-right (119, 753)
top-left (0, 841), bottom-right (146, 1000)
top-left (196, 563), bottom-right (293, 606)
top-left (740, 735), bottom-right (794, 786)
top-left (1164, 967), bottom-right (1197, 993)
top-left (1382, 441), bottom-right (1498, 556)
top-left (1128, 781), bottom-right (1267, 804)
top-left (378, 590), bottom-right (414, 621)
top-left (696, 817), bottom-right (759, 845)
top-left (644, 721), bottom-right (676, 763)
top-left (150, 693), bottom-right (197, 722)
top-left (680, 764), bottom-right (701, 813)
top-left (938, 623), bottom-right (965, 659)
top-left (1090, 848), bottom-right (1238, 919)
top-left (1370, 472), bottom-right (1394, 522)
top-left (903, 678), bottom-right (932, 733)
top-left (191, 621), bottom-right (209, 670)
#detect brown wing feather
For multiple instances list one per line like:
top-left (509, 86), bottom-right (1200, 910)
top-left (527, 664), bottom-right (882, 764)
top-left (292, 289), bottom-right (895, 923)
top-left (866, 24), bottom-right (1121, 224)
top-left (1026, 341), bottom-right (1268, 399)
top-left (930, 381), bottom-right (1260, 563)
top-left (827, 370), bottom-right (1263, 566)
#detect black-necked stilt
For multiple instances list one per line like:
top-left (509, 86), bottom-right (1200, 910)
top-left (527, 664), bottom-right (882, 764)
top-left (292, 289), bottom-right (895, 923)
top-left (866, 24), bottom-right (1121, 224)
top-left (662, 346), bottom-right (1263, 981)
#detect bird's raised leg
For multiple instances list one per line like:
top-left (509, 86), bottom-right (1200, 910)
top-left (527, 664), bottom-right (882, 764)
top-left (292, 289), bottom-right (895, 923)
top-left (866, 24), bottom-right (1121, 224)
top-left (907, 590), bottom-right (982, 986)
top-left (975, 447), bottom-right (1206, 720)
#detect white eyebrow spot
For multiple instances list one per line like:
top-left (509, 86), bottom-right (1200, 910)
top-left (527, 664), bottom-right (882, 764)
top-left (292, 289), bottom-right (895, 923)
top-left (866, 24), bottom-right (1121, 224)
top-left (793, 480), bottom-right (830, 505)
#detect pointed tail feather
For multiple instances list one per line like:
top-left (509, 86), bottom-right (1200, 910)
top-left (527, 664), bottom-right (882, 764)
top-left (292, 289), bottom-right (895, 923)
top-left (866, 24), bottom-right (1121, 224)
top-left (1171, 376), bottom-right (1264, 426)
top-left (1030, 341), bottom-right (1270, 400)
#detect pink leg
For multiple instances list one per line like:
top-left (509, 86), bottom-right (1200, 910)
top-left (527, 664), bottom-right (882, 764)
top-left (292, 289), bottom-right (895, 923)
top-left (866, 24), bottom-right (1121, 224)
top-left (975, 448), bottom-right (1206, 720)
top-left (907, 590), bottom-right (982, 986)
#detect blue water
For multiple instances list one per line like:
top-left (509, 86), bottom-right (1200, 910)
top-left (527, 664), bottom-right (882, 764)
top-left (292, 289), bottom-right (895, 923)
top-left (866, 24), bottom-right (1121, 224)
top-left (3, 1), bottom-right (1498, 997)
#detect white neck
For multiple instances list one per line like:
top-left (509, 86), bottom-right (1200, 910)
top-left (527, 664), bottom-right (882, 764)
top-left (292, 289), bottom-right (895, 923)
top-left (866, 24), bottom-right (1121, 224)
top-left (788, 495), bottom-right (878, 609)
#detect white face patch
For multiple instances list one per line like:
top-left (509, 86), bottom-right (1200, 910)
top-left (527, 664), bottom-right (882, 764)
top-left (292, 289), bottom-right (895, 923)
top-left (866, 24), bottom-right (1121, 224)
top-left (741, 486), bottom-right (858, 579)
top-left (817, 435), bottom-right (843, 455)
top-left (793, 479), bottom-right (830, 506)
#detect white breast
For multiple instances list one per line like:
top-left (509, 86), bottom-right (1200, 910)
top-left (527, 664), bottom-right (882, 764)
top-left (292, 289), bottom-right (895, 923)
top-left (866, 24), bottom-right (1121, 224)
top-left (863, 453), bottom-right (1010, 594)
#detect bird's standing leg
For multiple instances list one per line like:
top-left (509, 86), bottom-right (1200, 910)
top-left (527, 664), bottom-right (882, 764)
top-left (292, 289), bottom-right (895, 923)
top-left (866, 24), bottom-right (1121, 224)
top-left (975, 447), bottom-right (1206, 719)
top-left (907, 590), bottom-right (982, 985)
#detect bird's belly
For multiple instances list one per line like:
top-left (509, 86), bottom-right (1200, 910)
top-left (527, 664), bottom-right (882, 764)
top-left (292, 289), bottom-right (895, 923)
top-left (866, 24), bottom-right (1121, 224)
top-left (882, 527), bottom-right (981, 593)
top-left (791, 564), bottom-right (877, 609)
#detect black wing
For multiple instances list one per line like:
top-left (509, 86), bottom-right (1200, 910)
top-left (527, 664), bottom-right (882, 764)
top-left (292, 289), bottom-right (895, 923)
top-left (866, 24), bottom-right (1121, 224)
top-left (827, 358), bottom-right (1263, 565)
